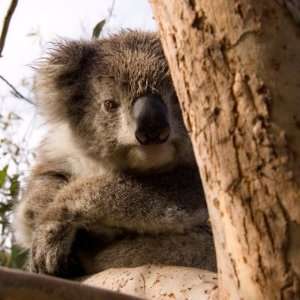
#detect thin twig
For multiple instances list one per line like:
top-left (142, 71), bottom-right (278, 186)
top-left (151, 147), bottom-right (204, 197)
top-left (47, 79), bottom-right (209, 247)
top-left (107, 0), bottom-right (116, 22)
top-left (0, 75), bottom-right (34, 105)
top-left (0, 0), bottom-right (18, 57)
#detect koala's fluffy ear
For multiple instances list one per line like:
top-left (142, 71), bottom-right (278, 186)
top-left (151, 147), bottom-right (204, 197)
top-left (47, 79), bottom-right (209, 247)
top-left (34, 40), bottom-right (97, 122)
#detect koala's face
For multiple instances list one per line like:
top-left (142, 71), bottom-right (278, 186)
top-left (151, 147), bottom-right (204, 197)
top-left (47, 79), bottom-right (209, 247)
top-left (36, 31), bottom-right (195, 173)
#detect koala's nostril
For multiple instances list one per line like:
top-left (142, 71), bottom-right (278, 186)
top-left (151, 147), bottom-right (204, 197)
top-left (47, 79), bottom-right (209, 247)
top-left (135, 124), bottom-right (170, 145)
top-left (159, 126), bottom-right (170, 143)
top-left (135, 129), bottom-right (148, 145)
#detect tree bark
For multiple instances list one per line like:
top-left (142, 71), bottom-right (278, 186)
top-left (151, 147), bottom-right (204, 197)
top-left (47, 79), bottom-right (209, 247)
top-left (0, 266), bottom-right (218, 300)
top-left (0, 267), bottom-right (139, 300)
top-left (83, 265), bottom-right (218, 299)
top-left (151, 0), bottom-right (300, 299)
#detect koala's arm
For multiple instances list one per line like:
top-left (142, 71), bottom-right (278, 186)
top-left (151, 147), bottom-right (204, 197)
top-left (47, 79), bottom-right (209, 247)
top-left (23, 168), bottom-right (206, 276)
top-left (38, 173), bottom-right (205, 235)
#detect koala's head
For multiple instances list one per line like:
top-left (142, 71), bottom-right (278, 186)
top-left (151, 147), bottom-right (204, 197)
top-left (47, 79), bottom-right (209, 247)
top-left (35, 30), bottom-right (195, 174)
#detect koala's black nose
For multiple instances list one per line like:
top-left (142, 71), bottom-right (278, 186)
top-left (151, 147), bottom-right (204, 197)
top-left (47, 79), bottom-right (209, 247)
top-left (133, 94), bottom-right (170, 145)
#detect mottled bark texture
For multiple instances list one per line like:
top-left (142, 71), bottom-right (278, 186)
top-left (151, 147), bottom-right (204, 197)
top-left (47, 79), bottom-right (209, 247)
top-left (151, 0), bottom-right (300, 299)
top-left (83, 265), bottom-right (218, 299)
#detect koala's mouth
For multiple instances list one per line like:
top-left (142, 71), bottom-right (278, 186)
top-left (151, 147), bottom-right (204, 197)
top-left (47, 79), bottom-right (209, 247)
top-left (126, 142), bottom-right (177, 173)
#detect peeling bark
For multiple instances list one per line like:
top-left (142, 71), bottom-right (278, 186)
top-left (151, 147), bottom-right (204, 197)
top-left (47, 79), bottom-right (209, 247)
top-left (151, 0), bottom-right (300, 299)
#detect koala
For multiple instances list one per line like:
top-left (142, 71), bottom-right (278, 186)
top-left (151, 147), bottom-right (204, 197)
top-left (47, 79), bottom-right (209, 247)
top-left (14, 30), bottom-right (216, 278)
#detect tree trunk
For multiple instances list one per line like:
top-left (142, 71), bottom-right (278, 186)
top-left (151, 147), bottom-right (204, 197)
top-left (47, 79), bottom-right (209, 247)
top-left (151, 0), bottom-right (300, 299)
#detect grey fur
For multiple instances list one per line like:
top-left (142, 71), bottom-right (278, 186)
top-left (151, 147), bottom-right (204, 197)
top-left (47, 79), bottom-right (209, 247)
top-left (14, 30), bottom-right (216, 278)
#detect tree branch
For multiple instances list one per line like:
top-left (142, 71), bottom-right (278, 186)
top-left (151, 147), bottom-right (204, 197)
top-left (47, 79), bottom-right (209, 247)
top-left (0, 267), bottom-right (140, 300)
top-left (0, 0), bottom-right (18, 57)
top-left (0, 75), bottom-right (34, 105)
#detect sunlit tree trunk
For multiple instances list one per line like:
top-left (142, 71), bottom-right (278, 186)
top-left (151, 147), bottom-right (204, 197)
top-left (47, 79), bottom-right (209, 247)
top-left (151, 0), bottom-right (300, 299)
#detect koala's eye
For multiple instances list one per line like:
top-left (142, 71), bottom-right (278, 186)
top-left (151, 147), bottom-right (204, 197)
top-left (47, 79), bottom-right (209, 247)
top-left (103, 99), bottom-right (119, 112)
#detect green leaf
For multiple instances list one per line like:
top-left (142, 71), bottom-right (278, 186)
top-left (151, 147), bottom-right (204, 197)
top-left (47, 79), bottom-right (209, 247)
top-left (92, 19), bottom-right (106, 39)
top-left (0, 202), bottom-right (12, 215)
top-left (0, 165), bottom-right (8, 188)
top-left (9, 174), bottom-right (19, 197)
top-left (0, 219), bottom-right (9, 235)
top-left (10, 245), bottom-right (28, 269)
top-left (0, 250), bottom-right (10, 267)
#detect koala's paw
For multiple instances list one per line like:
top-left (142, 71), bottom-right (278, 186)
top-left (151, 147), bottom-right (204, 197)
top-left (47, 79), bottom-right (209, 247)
top-left (30, 222), bottom-right (81, 277)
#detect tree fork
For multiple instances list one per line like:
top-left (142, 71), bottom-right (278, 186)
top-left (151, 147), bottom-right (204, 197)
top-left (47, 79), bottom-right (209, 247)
top-left (151, 0), bottom-right (300, 299)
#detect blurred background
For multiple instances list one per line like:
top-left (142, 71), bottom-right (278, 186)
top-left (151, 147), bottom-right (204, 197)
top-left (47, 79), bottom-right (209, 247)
top-left (0, 0), bottom-right (155, 269)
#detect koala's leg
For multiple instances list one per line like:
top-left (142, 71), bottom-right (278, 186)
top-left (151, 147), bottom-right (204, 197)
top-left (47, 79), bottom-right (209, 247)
top-left (30, 173), bottom-right (207, 276)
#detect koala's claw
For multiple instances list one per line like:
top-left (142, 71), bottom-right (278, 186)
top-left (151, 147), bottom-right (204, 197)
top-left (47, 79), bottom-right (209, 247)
top-left (30, 223), bottom-right (79, 277)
